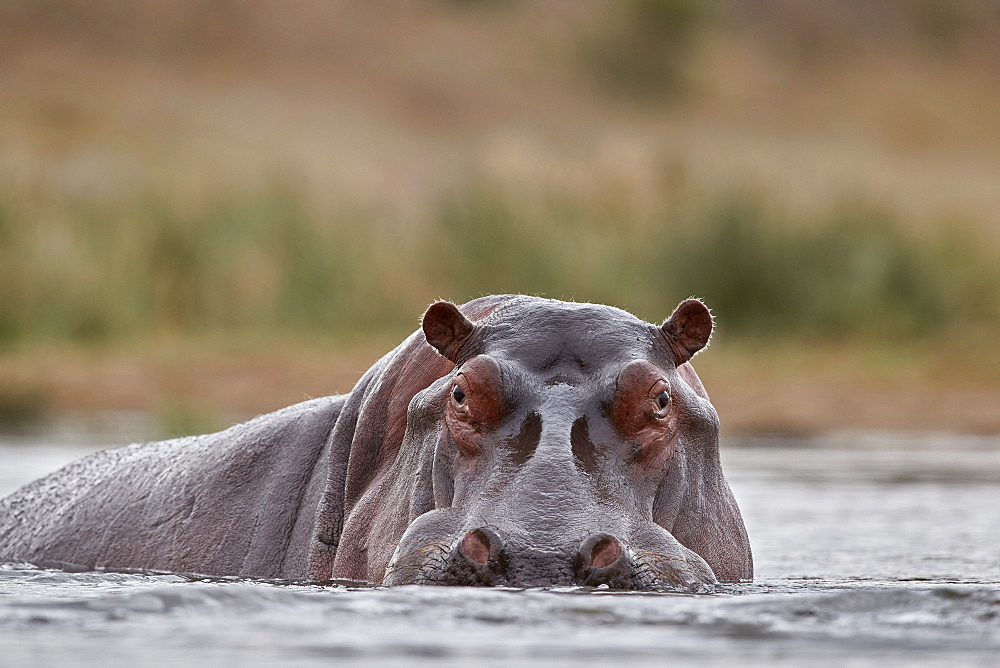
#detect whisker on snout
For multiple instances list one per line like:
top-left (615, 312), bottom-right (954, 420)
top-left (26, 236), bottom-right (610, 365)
top-left (391, 540), bottom-right (451, 562)
top-left (384, 540), bottom-right (453, 581)
top-left (632, 550), bottom-right (715, 590)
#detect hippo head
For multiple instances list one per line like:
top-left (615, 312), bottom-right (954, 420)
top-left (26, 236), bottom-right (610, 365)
top-left (348, 296), bottom-right (753, 591)
top-left (319, 296), bottom-right (751, 590)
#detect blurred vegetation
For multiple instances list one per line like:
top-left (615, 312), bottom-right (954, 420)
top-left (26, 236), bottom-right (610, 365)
top-left (1, 0), bottom-right (998, 436)
top-left (0, 190), bottom-right (418, 347)
top-left (2, 186), bottom-right (998, 350)
top-left (656, 198), bottom-right (997, 339)
top-left (914, 0), bottom-right (971, 49)
top-left (155, 400), bottom-right (225, 439)
top-left (584, 0), bottom-right (710, 98)
top-left (0, 386), bottom-right (50, 433)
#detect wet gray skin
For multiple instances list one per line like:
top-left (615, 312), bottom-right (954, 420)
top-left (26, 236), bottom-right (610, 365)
top-left (0, 296), bottom-right (751, 590)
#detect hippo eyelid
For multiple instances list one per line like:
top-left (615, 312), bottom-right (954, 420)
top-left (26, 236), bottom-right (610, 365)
top-left (651, 381), bottom-right (671, 419)
top-left (656, 390), bottom-right (670, 409)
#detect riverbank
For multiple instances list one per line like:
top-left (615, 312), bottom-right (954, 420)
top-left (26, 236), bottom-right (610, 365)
top-left (2, 338), bottom-right (998, 439)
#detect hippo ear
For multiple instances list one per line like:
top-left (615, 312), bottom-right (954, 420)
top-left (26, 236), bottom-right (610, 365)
top-left (661, 299), bottom-right (713, 365)
top-left (423, 301), bottom-right (475, 362)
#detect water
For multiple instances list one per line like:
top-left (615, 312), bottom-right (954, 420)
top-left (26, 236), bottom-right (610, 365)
top-left (1, 428), bottom-right (999, 666)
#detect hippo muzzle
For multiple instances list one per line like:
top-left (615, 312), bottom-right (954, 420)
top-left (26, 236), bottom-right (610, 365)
top-left (385, 514), bottom-right (716, 591)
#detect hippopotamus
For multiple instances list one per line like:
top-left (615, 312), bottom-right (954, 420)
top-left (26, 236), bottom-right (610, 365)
top-left (0, 295), bottom-right (752, 589)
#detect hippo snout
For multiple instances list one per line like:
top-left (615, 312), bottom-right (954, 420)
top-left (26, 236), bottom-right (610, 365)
top-left (453, 528), bottom-right (632, 588)
top-left (385, 524), bottom-right (713, 591)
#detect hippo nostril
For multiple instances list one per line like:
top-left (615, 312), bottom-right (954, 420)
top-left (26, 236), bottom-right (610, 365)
top-left (459, 528), bottom-right (502, 565)
top-left (574, 533), bottom-right (630, 588)
top-left (578, 533), bottom-right (624, 571)
top-left (590, 535), bottom-right (622, 569)
top-left (461, 531), bottom-right (490, 564)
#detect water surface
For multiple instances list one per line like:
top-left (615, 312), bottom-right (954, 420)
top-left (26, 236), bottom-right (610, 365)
top-left (1, 429), bottom-right (998, 666)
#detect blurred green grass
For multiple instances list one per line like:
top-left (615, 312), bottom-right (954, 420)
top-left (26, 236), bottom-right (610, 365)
top-left (2, 185), bottom-right (998, 351)
top-left (584, 0), bottom-right (709, 99)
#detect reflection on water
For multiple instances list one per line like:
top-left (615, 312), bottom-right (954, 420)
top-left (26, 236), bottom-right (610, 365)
top-left (1, 428), bottom-right (998, 666)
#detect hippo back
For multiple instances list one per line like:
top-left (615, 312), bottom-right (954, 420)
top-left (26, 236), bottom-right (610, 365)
top-left (0, 395), bottom-right (346, 579)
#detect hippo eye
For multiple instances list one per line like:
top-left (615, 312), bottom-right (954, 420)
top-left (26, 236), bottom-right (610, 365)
top-left (656, 390), bottom-right (670, 410)
top-left (452, 385), bottom-right (466, 404)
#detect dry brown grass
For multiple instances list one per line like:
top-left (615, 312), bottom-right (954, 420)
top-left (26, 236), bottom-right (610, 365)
top-left (3, 1), bottom-right (998, 228)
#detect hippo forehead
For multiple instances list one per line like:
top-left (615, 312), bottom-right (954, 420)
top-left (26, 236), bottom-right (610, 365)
top-left (472, 298), bottom-right (661, 379)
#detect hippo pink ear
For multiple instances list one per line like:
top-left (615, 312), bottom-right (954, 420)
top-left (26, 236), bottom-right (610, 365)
top-left (661, 299), bottom-right (713, 365)
top-left (423, 301), bottom-right (475, 362)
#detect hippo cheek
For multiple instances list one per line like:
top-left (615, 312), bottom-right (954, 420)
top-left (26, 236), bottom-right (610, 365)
top-left (382, 510), bottom-right (459, 586)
